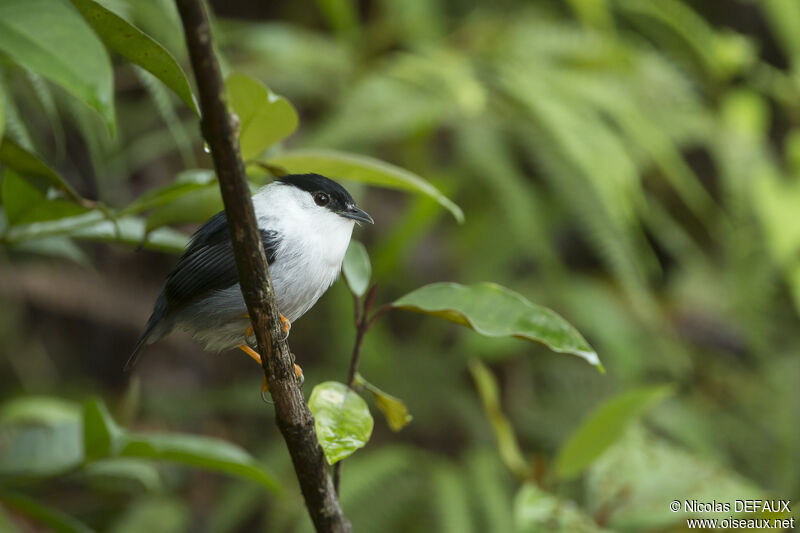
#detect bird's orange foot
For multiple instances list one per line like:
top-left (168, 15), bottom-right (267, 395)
top-left (280, 314), bottom-right (291, 340)
top-left (242, 314), bottom-right (290, 340)
top-left (259, 363), bottom-right (304, 402)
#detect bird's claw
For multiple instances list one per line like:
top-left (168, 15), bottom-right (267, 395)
top-left (259, 362), bottom-right (304, 402)
top-left (280, 314), bottom-right (291, 341)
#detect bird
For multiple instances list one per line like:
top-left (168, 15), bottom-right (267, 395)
top-left (125, 173), bottom-right (373, 394)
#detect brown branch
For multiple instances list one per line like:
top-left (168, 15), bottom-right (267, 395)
top-left (175, 2), bottom-right (350, 531)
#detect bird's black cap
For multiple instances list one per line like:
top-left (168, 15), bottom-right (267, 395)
top-left (277, 173), bottom-right (373, 224)
top-left (278, 173), bottom-right (354, 206)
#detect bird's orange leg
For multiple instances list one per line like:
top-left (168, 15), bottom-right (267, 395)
top-left (236, 345), bottom-right (304, 401)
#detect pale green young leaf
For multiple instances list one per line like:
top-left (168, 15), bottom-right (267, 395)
top-left (394, 282), bottom-right (601, 369)
top-left (308, 382), bottom-right (374, 464)
top-left (265, 149), bottom-right (464, 223)
top-left (0, 0), bottom-right (114, 132)
top-left (342, 240), bottom-right (371, 297)
top-left (68, 0), bottom-right (199, 115)
top-left (355, 373), bottom-right (412, 431)
top-left (226, 74), bottom-right (299, 159)
top-left (468, 360), bottom-right (529, 480)
top-left (554, 385), bottom-right (673, 480)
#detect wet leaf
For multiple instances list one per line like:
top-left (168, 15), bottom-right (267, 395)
top-left (394, 282), bottom-right (601, 369)
top-left (226, 74), bottom-right (298, 159)
top-left (308, 382), bottom-right (374, 464)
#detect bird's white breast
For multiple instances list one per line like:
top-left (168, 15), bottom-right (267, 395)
top-left (252, 183), bottom-right (355, 321)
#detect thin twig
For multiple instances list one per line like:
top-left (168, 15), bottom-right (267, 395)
top-left (333, 285), bottom-right (388, 491)
top-left (175, 2), bottom-right (349, 531)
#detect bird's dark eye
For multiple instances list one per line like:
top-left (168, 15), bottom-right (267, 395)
top-left (314, 192), bottom-right (330, 206)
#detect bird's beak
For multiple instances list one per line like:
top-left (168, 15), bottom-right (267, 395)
top-left (340, 205), bottom-right (374, 224)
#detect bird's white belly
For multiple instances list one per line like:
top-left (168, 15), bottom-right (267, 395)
top-left (177, 222), bottom-right (351, 352)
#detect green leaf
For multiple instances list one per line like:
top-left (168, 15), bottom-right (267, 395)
top-left (0, 492), bottom-right (95, 533)
top-left (68, 0), bottom-right (198, 115)
top-left (355, 373), bottom-right (412, 431)
top-left (308, 381), bottom-right (374, 464)
top-left (468, 360), bottom-right (529, 480)
top-left (553, 385), bottom-right (673, 480)
top-left (77, 459), bottom-right (162, 493)
top-left (0, 138), bottom-right (81, 200)
top-left (0, 0), bottom-right (114, 132)
top-left (123, 169), bottom-right (215, 215)
top-left (6, 213), bottom-right (189, 254)
top-left (80, 399), bottom-right (279, 491)
top-left (1, 169), bottom-right (42, 224)
top-left (514, 483), bottom-right (610, 533)
top-left (394, 282), bottom-right (601, 369)
top-left (226, 74), bottom-right (299, 159)
top-left (0, 396), bottom-right (81, 425)
top-left (586, 426), bottom-right (766, 530)
top-left (118, 433), bottom-right (279, 492)
top-left (342, 240), bottom-right (371, 297)
top-left (82, 398), bottom-right (124, 460)
top-left (265, 149), bottom-right (464, 223)
top-left (0, 398), bottom-right (84, 479)
top-left (8, 237), bottom-right (91, 267)
top-left (145, 184), bottom-right (222, 232)
top-left (8, 237), bottom-right (89, 264)
top-left (110, 497), bottom-right (189, 533)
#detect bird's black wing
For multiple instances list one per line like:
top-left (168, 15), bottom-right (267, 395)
top-left (163, 210), bottom-right (279, 311)
top-left (125, 211), bottom-right (279, 371)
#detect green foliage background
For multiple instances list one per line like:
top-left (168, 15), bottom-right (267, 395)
top-left (1, 0), bottom-right (799, 531)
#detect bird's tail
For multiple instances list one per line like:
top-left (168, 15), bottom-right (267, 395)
top-left (124, 295), bottom-right (167, 372)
